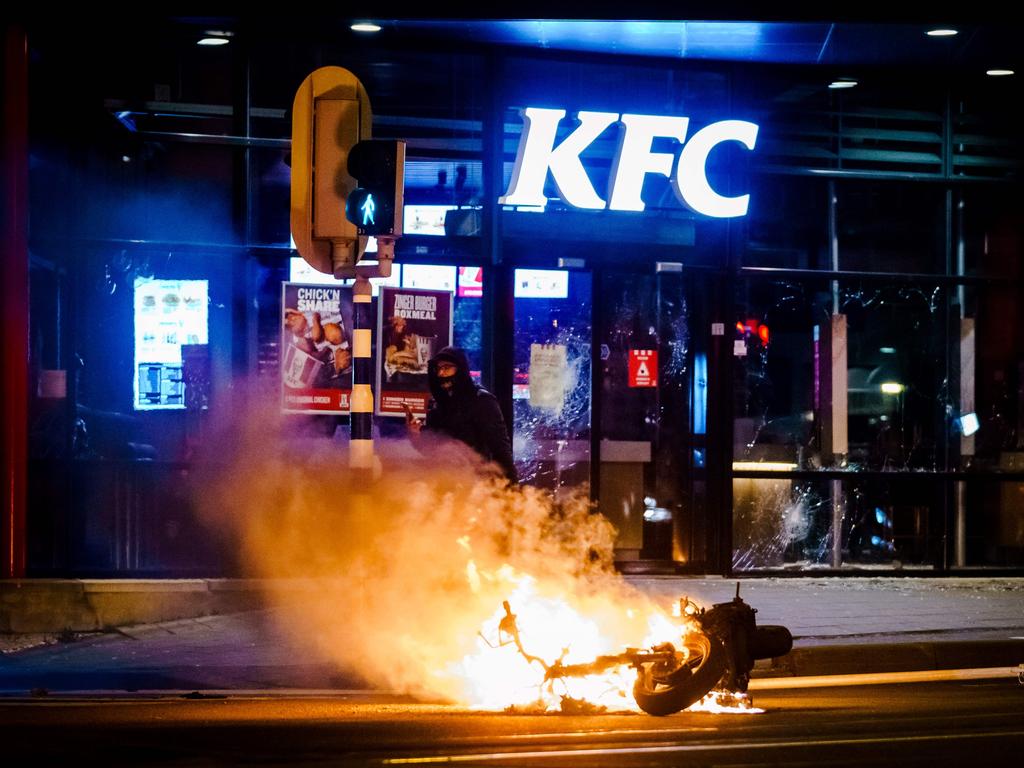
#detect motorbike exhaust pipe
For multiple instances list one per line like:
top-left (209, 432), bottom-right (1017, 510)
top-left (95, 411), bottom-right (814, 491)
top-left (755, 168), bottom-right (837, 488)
top-left (751, 625), bottom-right (793, 660)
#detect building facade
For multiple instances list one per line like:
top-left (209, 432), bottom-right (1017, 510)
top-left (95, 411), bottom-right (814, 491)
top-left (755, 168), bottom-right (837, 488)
top-left (5, 18), bottom-right (1024, 577)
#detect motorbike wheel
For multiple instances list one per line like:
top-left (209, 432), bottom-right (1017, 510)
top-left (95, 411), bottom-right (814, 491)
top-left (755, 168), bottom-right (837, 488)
top-left (633, 632), bottom-right (727, 716)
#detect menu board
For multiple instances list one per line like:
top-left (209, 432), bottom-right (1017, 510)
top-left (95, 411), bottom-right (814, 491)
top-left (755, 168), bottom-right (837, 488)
top-left (134, 278), bottom-right (209, 410)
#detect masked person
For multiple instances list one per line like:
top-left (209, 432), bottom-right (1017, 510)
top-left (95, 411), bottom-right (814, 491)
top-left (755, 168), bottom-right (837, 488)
top-left (405, 346), bottom-right (518, 483)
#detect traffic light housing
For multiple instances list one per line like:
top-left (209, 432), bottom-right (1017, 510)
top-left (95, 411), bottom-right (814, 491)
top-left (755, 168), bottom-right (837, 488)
top-left (290, 67), bottom-right (372, 278)
top-left (345, 140), bottom-right (405, 237)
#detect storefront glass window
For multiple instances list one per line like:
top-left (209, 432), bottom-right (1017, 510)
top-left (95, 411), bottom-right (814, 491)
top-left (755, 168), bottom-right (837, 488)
top-left (733, 475), bottom-right (945, 570)
top-left (512, 270), bottom-right (592, 492)
top-left (734, 277), bottom-right (947, 472)
top-left (732, 276), bottom-right (953, 570)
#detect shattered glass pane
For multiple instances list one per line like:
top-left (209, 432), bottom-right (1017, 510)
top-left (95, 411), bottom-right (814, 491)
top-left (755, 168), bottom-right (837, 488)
top-left (732, 277), bottom-right (949, 570)
top-left (595, 272), bottom-right (691, 560)
top-left (733, 278), bottom-right (947, 471)
top-left (733, 476), bottom-right (944, 570)
top-left (512, 273), bottom-right (592, 493)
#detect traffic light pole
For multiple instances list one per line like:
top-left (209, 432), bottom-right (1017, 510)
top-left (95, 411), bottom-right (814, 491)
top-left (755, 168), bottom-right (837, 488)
top-left (349, 237), bottom-right (395, 472)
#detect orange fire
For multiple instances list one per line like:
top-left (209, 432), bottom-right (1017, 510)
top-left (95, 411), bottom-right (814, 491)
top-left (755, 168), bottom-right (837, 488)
top-left (447, 563), bottom-right (765, 715)
top-left (447, 565), bottom-right (691, 712)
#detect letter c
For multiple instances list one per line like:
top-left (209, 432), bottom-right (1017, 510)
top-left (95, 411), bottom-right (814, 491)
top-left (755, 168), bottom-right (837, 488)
top-left (674, 120), bottom-right (758, 218)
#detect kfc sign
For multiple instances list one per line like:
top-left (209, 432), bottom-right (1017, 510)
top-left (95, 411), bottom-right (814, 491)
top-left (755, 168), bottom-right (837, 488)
top-left (499, 107), bottom-right (758, 218)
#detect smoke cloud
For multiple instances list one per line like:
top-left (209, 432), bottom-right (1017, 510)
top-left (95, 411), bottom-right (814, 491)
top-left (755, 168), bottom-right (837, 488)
top-left (197, 405), bottom-right (672, 705)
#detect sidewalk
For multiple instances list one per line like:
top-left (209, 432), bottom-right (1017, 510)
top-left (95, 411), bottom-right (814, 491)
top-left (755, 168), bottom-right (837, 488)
top-left (1, 576), bottom-right (1021, 694)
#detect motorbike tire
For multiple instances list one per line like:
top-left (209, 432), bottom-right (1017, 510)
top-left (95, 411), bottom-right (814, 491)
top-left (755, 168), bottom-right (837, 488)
top-left (632, 631), bottom-right (727, 716)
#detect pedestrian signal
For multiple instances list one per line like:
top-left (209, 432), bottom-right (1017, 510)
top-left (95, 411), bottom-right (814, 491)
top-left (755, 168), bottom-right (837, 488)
top-left (345, 140), bottom-right (405, 237)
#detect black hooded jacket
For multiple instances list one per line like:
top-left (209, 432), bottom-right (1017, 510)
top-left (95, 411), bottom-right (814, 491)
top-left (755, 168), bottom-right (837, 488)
top-left (424, 347), bottom-right (517, 482)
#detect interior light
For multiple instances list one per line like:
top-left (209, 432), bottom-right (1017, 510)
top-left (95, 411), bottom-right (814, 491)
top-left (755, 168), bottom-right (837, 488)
top-left (958, 412), bottom-right (980, 437)
top-left (880, 346), bottom-right (896, 354)
top-left (926, 29), bottom-right (958, 37)
top-left (986, 69), bottom-right (1015, 77)
top-left (351, 22), bottom-right (382, 33)
top-left (881, 382), bottom-right (905, 395)
top-left (828, 80), bottom-right (857, 89)
top-left (197, 37), bottom-right (230, 46)
top-left (732, 461), bottom-right (798, 472)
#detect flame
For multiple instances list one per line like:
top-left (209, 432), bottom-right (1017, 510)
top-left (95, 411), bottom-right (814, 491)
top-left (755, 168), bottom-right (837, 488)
top-left (689, 690), bottom-right (765, 714)
top-left (447, 567), bottom-right (693, 712)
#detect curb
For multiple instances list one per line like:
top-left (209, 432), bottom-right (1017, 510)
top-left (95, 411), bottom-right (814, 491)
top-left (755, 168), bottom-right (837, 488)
top-left (755, 639), bottom-right (1024, 678)
top-left (0, 579), bottom-right (274, 633)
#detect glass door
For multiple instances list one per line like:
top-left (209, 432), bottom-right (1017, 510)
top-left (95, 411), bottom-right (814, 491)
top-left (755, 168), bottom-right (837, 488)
top-left (511, 268), bottom-right (593, 494)
top-left (593, 265), bottom-right (716, 570)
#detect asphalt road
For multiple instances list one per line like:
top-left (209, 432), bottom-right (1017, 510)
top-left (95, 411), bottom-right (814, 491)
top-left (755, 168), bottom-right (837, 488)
top-left (2, 678), bottom-right (1021, 766)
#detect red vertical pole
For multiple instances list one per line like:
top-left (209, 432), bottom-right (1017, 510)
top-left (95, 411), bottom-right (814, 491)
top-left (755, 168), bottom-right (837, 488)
top-left (2, 24), bottom-right (29, 578)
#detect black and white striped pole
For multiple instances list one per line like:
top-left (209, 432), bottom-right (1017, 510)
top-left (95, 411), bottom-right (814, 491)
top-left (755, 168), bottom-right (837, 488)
top-left (349, 273), bottom-right (375, 471)
top-left (349, 237), bottom-right (395, 472)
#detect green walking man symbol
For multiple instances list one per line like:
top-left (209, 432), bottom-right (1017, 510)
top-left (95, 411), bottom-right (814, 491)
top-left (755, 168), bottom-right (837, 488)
top-left (360, 193), bottom-right (376, 226)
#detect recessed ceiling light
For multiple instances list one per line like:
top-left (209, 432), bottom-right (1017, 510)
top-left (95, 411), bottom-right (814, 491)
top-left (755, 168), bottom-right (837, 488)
top-left (351, 22), bottom-right (382, 33)
top-left (926, 28), bottom-right (958, 37)
top-left (197, 37), bottom-right (230, 46)
top-left (986, 69), bottom-right (1015, 76)
top-left (829, 79), bottom-right (858, 89)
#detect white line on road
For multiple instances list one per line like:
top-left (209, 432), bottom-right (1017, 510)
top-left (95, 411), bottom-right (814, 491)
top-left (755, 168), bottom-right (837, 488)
top-left (750, 667), bottom-right (1020, 689)
top-left (381, 729), bottom-right (1024, 764)
top-left (492, 727), bottom-right (719, 740)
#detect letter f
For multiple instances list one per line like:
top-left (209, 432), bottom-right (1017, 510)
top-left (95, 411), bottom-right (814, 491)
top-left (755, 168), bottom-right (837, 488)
top-left (499, 108), bottom-right (617, 209)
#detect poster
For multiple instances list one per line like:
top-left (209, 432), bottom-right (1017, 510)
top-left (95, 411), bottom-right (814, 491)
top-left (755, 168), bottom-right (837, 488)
top-left (281, 283), bottom-right (354, 414)
top-left (376, 286), bottom-right (453, 416)
top-left (529, 343), bottom-right (568, 414)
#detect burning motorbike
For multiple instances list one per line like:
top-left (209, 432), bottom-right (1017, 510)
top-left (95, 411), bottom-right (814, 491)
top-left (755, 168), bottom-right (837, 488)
top-left (494, 583), bottom-right (793, 716)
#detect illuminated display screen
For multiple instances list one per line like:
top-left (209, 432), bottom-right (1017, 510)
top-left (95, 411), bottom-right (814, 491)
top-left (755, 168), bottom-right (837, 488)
top-left (514, 268), bottom-right (569, 298)
top-left (457, 266), bottom-right (483, 297)
top-left (402, 264), bottom-right (457, 291)
top-left (133, 278), bottom-right (209, 410)
top-left (404, 205), bottom-right (457, 236)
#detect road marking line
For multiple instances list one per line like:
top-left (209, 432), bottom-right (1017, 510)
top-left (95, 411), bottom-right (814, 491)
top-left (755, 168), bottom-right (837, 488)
top-left (750, 667), bottom-right (1020, 689)
top-left (381, 730), bottom-right (1024, 764)
top-left (494, 727), bottom-right (719, 740)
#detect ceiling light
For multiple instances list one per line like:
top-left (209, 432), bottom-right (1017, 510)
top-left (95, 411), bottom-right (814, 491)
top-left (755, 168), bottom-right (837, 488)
top-left (351, 22), bottom-right (382, 33)
top-left (986, 69), bottom-right (1015, 76)
top-left (926, 28), bottom-right (958, 37)
top-left (197, 37), bottom-right (230, 46)
top-left (828, 79), bottom-right (858, 89)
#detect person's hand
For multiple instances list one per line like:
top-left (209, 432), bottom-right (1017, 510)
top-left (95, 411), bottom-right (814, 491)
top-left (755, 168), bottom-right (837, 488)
top-left (403, 402), bottom-right (423, 434)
